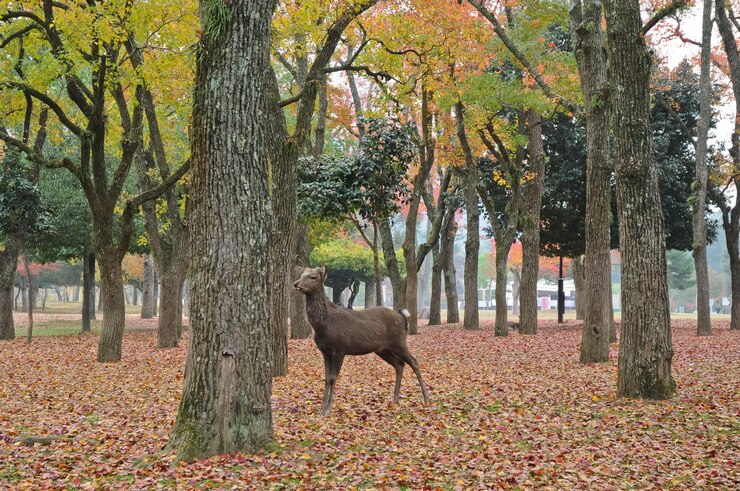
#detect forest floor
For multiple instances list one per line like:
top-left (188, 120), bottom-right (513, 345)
top-left (0, 318), bottom-right (737, 490)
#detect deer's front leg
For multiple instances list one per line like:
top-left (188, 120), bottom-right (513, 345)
top-left (320, 351), bottom-right (333, 416)
top-left (320, 353), bottom-right (344, 417)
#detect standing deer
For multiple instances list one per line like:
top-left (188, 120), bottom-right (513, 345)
top-left (293, 266), bottom-right (431, 416)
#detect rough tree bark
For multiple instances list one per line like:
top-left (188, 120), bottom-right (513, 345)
top-left (519, 109), bottom-right (545, 335)
top-left (715, 0), bottom-right (740, 331)
top-left (455, 102), bottom-right (480, 330)
top-left (605, 0), bottom-right (676, 398)
top-left (141, 253), bottom-right (155, 319)
top-left (441, 208), bottom-right (460, 323)
top-left (693, 0), bottom-right (713, 336)
top-left (0, 237), bottom-right (19, 340)
top-left (571, 0), bottom-right (613, 363)
top-left (167, 0), bottom-right (275, 461)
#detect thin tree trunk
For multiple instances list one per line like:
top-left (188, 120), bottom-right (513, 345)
top-left (511, 269), bottom-right (520, 317)
top-left (167, 0), bottom-right (275, 460)
top-left (24, 256), bottom-right (33, 344)
top-left (290, 224), bottom-right (312, 339)
top-left (494, 249), bottom-right (510, 336)
top-left (54, 285), bottom-right (63, 302)
top-left (571, 0), bottom-right (613, 363)
top-left (82, 247), bottom-right (92, 333)
top-left (605, 0), bottom-right (675, 398)
top-left (97, 284), bottom-right (104, 313)
top-left (182, 279), bottom-right (190, 318)
top-left (152, 272), bottom-right (158, 316)
top-left (373, 222), bottom-right (383, 306)
top-left (132, 285), bottom-right (138, 306)
top-left (88, 252), bottom-right (96, 321)
top-left (441, 209), bottom-right (460, 324)
top-left (573, 255), bottom-right (586, 321)
top-left (693, 0), bottom-right (713, 336)
top-left (141, 253), bottom-right (155, 318)
top-left (73, 285), bottom-right (80, 302)
top-left (428, 242), bottom-right (442, 325)
top-left (0, 237), bottom-right (19, 340)
top-left (379, 218), bottom-right (405, 309)
top-left (20, 283), bottom-right (27, 313)
top-left (519, 109), bottom-right (545, 335)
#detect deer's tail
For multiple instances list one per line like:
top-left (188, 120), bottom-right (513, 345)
top-left (398, 308), bottom-right (411, 332)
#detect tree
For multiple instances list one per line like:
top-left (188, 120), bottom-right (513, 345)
top-left (298, 118), bottom-right (415, 313)
top-left (570, 0), bottom-right (613, 363)
top-left (605, 0), bottom-right (677, 399)
top-left (0, 151), bottom-right (53, 340)
top-left (714, 0), bottom-right (740, 331)
top-left (693, 0), bottom-right (713, 336)
top-left (268, 0), bottom-right (381, 377)
top-left (166, 0), bottom-right (274, 461)
top-left (0, 0), bottom-right (190, 361)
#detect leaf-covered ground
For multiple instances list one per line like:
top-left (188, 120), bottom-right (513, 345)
top-left (1, 319), bottom-right (738, 490)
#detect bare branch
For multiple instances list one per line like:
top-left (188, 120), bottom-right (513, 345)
top-left (0, 82), bottom-right (82, 136)
top-left (641, 0), bottom-right (690, 37)
top-left (129, 158), bottom-right (191, 209)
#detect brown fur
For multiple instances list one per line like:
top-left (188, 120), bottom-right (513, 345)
top-left (294, 266), bottom-right (430, 416)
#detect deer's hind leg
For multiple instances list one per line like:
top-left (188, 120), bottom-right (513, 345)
top-left (395, 350), bottom-right (430, 405)
top-left (376, 350), bottom-right (405, 404)
top-left (320, 352), bottom-right (344, 417)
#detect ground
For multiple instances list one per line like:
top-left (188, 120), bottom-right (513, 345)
top-left (0, 315), bottom-right (738, 490)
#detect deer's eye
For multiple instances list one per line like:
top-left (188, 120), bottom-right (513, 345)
top-left (310, 276), bottom-right (316, 280)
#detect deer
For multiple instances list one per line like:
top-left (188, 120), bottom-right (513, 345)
top-left (293, 266), bottom-right (431, 416)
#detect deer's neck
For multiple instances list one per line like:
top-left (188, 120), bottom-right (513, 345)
top-left (304, 291), bottom-right (330, 333)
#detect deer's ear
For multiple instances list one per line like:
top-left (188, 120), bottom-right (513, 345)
top-left (318, 266), bottom-right (327, 280)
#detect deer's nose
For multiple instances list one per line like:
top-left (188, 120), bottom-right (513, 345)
top-left (293, 280), bottom-right (299, 288)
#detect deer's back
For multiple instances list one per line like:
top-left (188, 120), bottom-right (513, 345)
top-left (314, 305), bottom-right (407, 356)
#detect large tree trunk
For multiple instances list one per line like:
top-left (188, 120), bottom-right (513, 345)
top-left (693, 0), bottom-right (713, 336)
top-left (571, 0), bottom-right (613, 363)
top-left (0, 237), bottom-right (19, 340)
top-left (715, 0), bottom-right (740, 331)
top-left (441, 209), bottom-right (460, 323)
top-left (167, 0), bottom-right (275, 461)
top-left (156, 238), bottom-right (188, 348)
top-left (462, 165), bottom-right (480, 331)
top-left (519, 110), bottom-right (545, 335)
top-left (96, 248), bottom-right (127, 362)
top-left (141, 253), bottom-right (155, 318)
top-left (723, 213), bottom-right (740, 330)
top-left (605, 0), bottom-right (675, 398)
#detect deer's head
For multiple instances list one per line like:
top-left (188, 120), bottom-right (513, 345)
top-left (293, 266), bottom-right (326, 295)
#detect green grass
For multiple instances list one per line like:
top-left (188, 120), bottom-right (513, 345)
top-left (14, 320), bottom-right (102, 338)
top-left (18, 297), bottom-right (142, 315)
